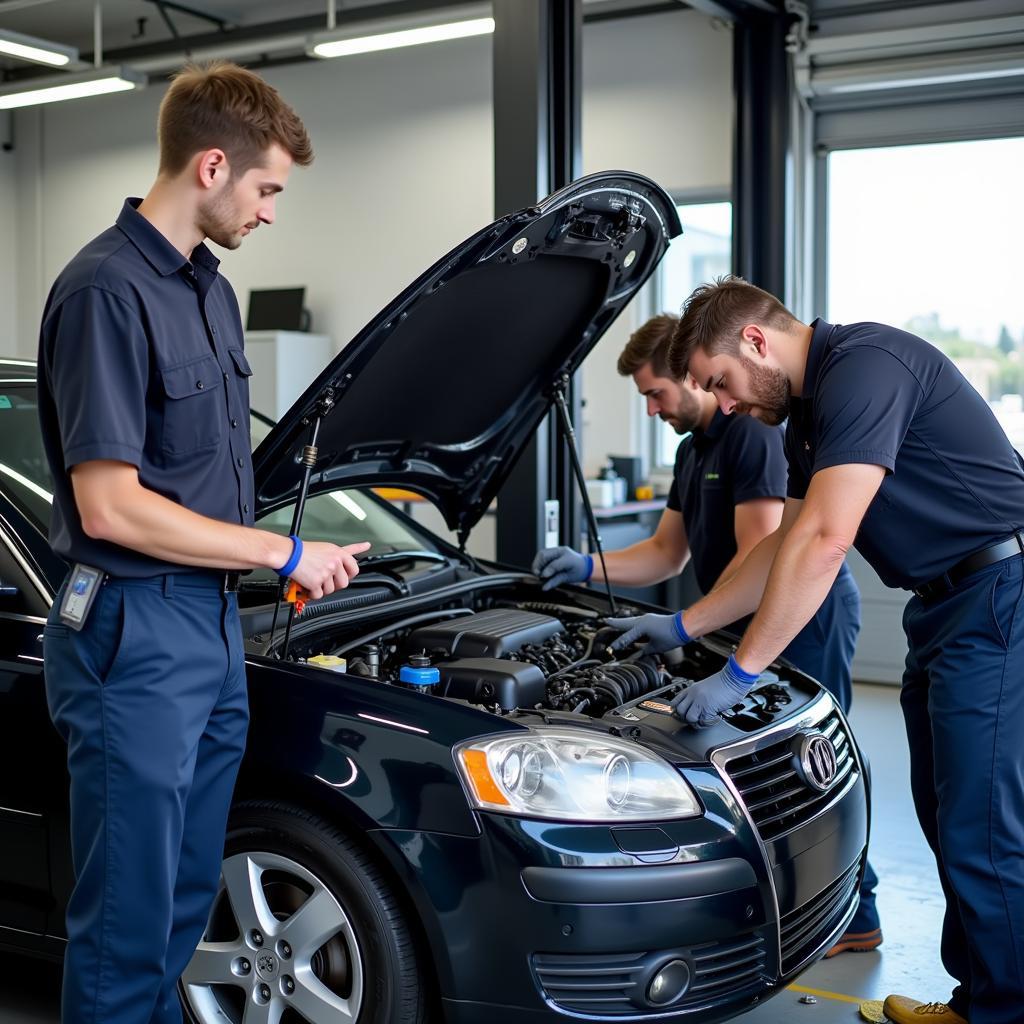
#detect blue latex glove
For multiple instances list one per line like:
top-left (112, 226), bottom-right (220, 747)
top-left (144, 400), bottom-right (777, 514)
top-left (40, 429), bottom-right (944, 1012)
top-left (531, 546), bottom-right (593, 591)
top-left (672, 655), bottom-right (760, 727)
top-left (607, 611), bottom-right (691, 655)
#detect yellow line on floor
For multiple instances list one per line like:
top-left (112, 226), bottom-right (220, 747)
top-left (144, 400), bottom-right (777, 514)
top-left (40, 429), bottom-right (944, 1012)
top-left (788, 983), bottom-right (867, 1006)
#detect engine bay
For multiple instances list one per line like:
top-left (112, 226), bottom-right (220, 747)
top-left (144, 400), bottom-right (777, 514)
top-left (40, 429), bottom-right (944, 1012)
top-left (256, 582), bottom-right (819, 733)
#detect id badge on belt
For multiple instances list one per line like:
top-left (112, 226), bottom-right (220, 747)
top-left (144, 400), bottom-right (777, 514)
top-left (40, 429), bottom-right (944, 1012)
top-left (59, 563), bottom-right (104, 630)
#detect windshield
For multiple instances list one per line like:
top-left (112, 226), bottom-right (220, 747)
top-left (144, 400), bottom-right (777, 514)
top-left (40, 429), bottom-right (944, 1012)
top-left (0, 382), bottom-right (438, 558)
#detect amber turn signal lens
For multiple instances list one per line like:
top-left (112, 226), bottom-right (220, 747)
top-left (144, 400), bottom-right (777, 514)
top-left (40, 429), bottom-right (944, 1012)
top-left (460, 749), bottom-right (509, 805)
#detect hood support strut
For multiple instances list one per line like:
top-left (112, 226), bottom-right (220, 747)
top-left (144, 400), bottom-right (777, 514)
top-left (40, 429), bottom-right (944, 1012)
top-left (271, 386), bottom-right (336, 661)
top-left (551, 373), bottom-right (618, 616)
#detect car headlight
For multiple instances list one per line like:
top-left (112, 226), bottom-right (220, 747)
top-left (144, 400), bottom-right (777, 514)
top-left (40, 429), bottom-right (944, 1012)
top-left (454, 728), bottom-right (702, 822)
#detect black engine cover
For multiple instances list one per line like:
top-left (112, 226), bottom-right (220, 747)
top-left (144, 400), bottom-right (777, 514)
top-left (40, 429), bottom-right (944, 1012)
top-left (408, 608), bottom-right (562, 659)
top-left (436, 658), bottom-right (547, 710)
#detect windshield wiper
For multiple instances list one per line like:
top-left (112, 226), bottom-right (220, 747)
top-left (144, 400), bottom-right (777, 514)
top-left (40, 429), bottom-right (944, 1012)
top-left (357, 549), bottom-right (449, 567)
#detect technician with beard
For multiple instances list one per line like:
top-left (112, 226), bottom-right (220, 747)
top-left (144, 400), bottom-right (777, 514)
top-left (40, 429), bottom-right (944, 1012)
top-left (533, 314), bottom-right (864, 710)
top-left (533, 315), bottom-right (878, 955)
top-left (36, 63), bottom-right (370, 1024)
top-left (610, 277), bottom-right (1024, 1024)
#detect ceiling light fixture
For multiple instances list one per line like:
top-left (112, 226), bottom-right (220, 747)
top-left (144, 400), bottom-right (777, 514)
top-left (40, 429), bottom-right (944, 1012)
top-left (308, 7), bottom-right (494, 60)
top-left (0, 27), bottom-right (78, 67)
top-left (0, 66), bottom-right (146, 110)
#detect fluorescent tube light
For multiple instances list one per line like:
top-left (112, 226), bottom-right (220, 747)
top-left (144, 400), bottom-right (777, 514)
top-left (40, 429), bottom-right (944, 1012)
top-left (0, 28), bottom-right (77, 67)
top-left (0, 66), bottom-right (145, 110)
top-left (309, 16), bottom-right (494, 59)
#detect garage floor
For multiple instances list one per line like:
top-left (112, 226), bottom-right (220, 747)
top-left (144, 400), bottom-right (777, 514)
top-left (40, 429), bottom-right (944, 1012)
top-left (0, 683), bottom-right (955, 1024)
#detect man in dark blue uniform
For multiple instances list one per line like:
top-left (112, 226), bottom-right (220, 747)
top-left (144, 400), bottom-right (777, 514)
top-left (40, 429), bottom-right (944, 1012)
top-left (37, 63), bottom-right (370, 1024)
top-left (611, 277), bottom-right (1024, 1024)
top-left (532, 313), bottom-right (879, 952)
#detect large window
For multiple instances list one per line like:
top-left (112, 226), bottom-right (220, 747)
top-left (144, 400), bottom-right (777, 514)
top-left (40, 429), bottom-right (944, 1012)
top-left (827, 137), bottom-right (1024, 449)
top-left (654, 201), bottom-right (732, 466)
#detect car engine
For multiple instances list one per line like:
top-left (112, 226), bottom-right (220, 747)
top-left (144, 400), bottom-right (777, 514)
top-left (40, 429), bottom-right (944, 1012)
top-left (271, 585), bottom-right (805, 730)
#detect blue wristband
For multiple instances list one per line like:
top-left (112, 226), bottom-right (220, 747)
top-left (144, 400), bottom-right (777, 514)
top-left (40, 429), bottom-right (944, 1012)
top-left (278, 535), bottom-right (303, 577)
top-left (725, 654), bottom-right (759, 689)
top-left (672, 612), bottom-right (692, 645)
top-left (583, 554), bottom-right (594, 581)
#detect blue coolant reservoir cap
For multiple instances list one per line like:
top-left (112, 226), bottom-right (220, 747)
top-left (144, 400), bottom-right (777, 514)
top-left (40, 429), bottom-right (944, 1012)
top-left (400, 664), bottom-right (441, 688)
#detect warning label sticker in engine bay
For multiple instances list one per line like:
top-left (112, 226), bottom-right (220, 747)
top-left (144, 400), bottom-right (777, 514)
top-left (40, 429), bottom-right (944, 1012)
top-left (638, 699), bottom-right (675, 715)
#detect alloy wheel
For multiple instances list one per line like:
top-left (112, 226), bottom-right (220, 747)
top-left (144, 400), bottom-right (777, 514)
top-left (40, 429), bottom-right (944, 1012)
top-left (182, 850), bottom-right (364, 1024)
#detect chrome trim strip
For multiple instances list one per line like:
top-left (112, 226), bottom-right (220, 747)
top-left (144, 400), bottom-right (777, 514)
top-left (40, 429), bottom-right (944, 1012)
top-left (709, 690), bottom-right (847, 974)
top-left (711, 758), bottom-right (782, 976)
top-left (0, 527), bottom-right (52, 605)
top-left (754, 767), bottom-right (859, 837)
top-left (0, 804), bottom-right (43, 820)
top-left (712, 689), bottom-right (836, 764)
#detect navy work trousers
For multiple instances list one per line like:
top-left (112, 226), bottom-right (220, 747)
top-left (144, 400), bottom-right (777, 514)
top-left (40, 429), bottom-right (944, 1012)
top-left (901, 556), bottom-right (1024, 1024)
top-left (782, 564), bottom-right (879, 934)
top-left (43, 572), bottom-right (249, 1024)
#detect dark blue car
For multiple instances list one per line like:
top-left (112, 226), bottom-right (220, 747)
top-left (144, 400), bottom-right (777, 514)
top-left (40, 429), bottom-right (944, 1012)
top-left (0, 172), bottom-right (868, 1024)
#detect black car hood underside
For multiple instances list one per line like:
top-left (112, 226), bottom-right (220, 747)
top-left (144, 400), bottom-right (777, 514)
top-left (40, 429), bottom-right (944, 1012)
top-left (252, 171), bottom-right (681, 539)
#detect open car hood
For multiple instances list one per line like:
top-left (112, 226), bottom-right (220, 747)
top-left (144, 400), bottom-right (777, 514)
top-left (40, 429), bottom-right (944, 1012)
top-left (252, 171), bottom-right (681, 540)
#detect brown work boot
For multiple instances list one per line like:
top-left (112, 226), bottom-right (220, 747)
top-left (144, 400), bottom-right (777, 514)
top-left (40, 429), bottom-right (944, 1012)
top-left (825, 926), bottom-right (883, 957)
top-left (882, 995), bottom-right (967, 1023)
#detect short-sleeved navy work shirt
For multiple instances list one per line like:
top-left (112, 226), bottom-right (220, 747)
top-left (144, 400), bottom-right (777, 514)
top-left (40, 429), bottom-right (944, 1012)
top-left (785, 319), bottom-right (1024, 589)
top-left (37, 198), bottom-right (256, 577)
top-left (666, 410), bottom-right (787, 594)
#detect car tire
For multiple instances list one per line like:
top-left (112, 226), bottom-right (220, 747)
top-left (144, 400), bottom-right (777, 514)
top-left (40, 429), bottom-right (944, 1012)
top-left (180, 800), bottom-right (427, 1024)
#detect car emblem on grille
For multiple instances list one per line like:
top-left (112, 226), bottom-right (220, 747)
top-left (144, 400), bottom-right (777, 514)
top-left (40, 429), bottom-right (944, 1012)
top-left (796, 733), bottom-right (838, 791)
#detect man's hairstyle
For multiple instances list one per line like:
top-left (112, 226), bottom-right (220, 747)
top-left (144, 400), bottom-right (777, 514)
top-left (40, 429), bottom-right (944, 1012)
top-left (617, 313), bottom-right (680, 379)
top-left (158, 61), bottom-right (313, 176)
top-left (668, 275), bottom-right (798, 378)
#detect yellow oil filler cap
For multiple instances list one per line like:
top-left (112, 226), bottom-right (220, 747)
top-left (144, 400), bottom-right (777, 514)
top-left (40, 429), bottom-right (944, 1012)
top-left (307, 655), bottom-right (348, 673)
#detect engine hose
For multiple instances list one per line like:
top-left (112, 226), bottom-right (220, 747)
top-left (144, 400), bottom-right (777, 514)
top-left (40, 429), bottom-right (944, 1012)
top-left (331, 607), bottom-right (475, 658)
top-left (549, 658), bottom-right (601, 683)
top-left (518, 601), bottom-right (599, 620)
top-left (572, 699), bottom-right (592, 714)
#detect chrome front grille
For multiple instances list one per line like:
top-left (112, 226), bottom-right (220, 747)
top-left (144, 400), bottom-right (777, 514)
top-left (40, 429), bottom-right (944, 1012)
top-left (779, 859), bottom-right (861, 974)
top-left (533, 933), bottom-right (767, 1016)
top-left (722, 709), bottom-right (856, 842)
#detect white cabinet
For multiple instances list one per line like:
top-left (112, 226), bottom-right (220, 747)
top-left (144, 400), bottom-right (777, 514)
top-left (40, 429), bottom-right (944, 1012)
top-left (243, 331), bottom-right (334, 421)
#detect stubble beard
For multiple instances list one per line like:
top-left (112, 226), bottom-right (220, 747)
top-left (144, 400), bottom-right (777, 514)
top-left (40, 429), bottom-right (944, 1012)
top-left (198, 188), bottom-right (244, 251)
top-left (736, 355), bottom-right (791, 426)
top-left (664, 389), bottom-right (704, 435)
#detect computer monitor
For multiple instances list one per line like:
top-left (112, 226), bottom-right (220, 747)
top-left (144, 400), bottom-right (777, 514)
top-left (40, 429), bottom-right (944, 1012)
top-left (246, 287), bottom-right (307, 331)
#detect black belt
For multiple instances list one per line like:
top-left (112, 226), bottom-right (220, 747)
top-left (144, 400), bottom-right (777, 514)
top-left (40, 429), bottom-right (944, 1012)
top-left (102, 570), bottom-right (241, 593)
top-left (913, 533), bottom-right (1024, 603)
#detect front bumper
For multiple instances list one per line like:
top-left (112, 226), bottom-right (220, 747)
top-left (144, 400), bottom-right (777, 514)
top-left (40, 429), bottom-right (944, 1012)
top-left (373, 692), bottom-right (868, 1023)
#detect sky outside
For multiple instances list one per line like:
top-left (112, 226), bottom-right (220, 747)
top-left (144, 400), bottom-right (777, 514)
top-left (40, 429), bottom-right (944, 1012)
top-left (827, 136), bottom-right (1024, 346)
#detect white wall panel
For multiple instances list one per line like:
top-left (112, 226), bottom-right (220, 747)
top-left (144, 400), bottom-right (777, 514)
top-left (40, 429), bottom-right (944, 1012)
top-left (581, 10), bottom-right (732, 475)
top-left (7, 8), bottom-right (732, 494)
